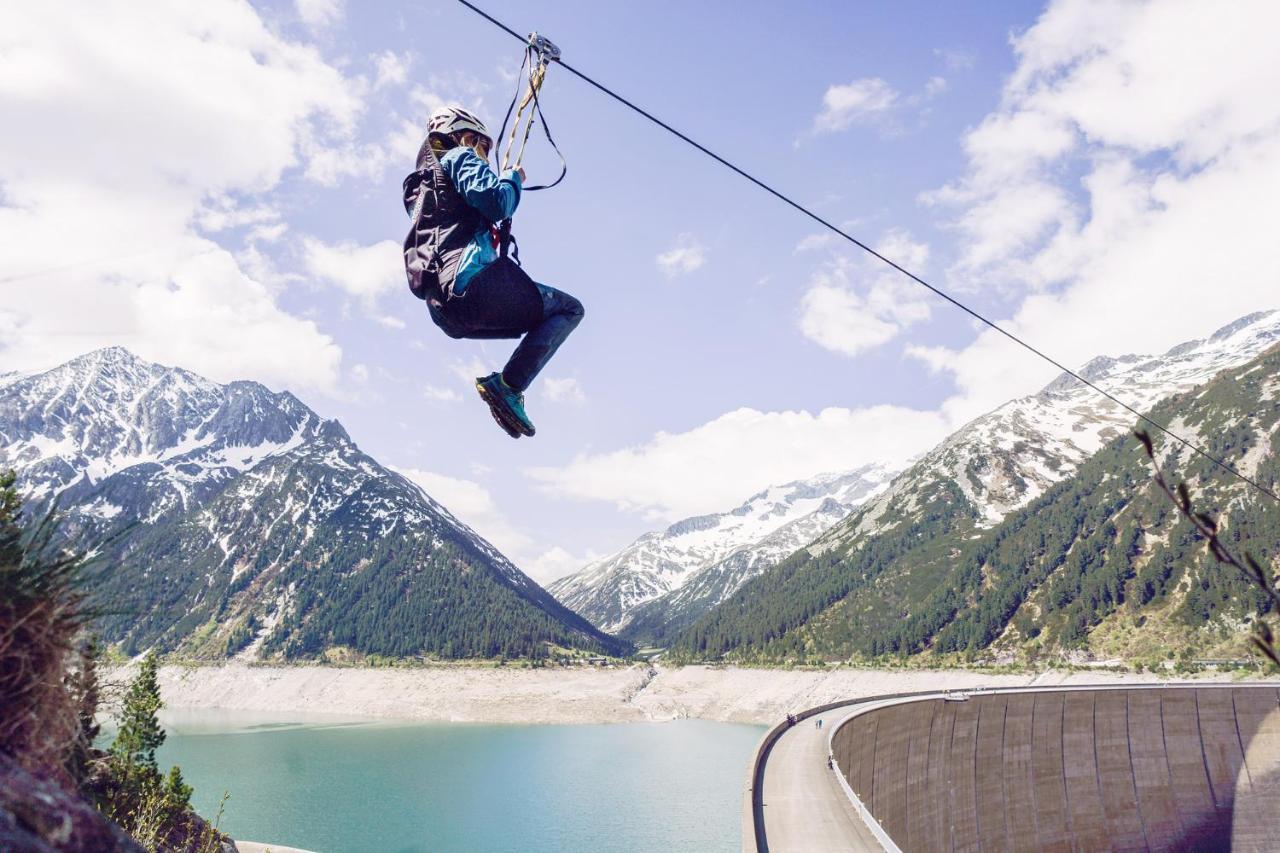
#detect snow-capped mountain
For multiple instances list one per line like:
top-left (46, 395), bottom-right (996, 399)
top-left (673, 313), bottom-right (1280, 663)
top-left (670, 308), bottom-right (1280, 660)
top-left (553, 313), bottom-right (1280, 643)
top-left (0, 347), bottom-right (625, 659)
top-left (816, 309), bottom-right (1280, 554)
top-left (549, 464), bottom-right (897, 636)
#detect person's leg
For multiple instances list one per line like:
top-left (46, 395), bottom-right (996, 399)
top-left (435, 259), bottom-right (583, 437)
top-left (436, 260), bottom-right (584, 388)
top-left (500, 283), bottom-right (585, 392)
top-left (437, 259), bottom-right (543, 341)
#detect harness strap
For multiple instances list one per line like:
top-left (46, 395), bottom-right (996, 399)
top-left (496, 46), bottom-right (531, 172)
top-left (408, 170), bottom-right (428, 226)
top-left (521, 62), bottom-right (567, 191)
top-left (493, 33), bottom-right (566, 262)
top-left (503, 57), bottom-right (539, 170)
top-left (407, 166), bottom-right (440, 272)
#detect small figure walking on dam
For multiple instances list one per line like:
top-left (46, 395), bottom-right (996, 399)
top-left (402, 106), bottom-right (585, 439)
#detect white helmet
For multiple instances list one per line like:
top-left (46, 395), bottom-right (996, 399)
top-left (427, 106), bottom-right (492, 148)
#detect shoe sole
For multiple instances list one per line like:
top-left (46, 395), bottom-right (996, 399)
top-left (475, 380), bottom-right (532, 438)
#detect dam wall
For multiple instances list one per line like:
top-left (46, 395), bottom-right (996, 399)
top-left (829, 686), bottom-right (1280, 851)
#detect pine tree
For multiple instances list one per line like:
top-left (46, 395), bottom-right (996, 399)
top-left (112, 651), bottom-right (165, 773)
top-left (162, 765), bottom-right (193, 811)
top-left (0, 469), bottom-right (21, 560)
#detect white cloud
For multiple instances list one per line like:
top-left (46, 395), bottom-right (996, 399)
top-left (799, 281), bottom-right (899, 357)
top-left (197, 197), bottom-right (281, 234)
top-left (924, 76), bottom-right (948, 98)
top-left (0, 239), bottom-right (342, 390)
top-left (0, 2), bottom-right (360, 191)
top-left (448, 356), bottom-right (491, 388)
top-left (296, 0), bottom-right (343, 31)
top-left (396, 467), bottom-right (503, 530)
top-left (396, 467), bottom-right (537, 575)
top-left (303, 238), bottom-right (403, 307)
top-left (525, 546), bottom-right (602, 586)
top-left (374, 51), bottom-right (408, 89)
top-left (794, 233), bottom-right (836, 253)
top-left (904, 344), bottom-right (955, 376)
top-left (656, 233), bottom-right (707, 278)
top-left (424, 384), bottom-right (461, 404)
top-left (393, 466), bottom-right (584, 584)
top-left (935, 48), bottom-right (975, 71)
top-left (384, 118), bottom-right (426, 165)
top-left (247, 223), bottom-right (289, 244)
top-left (306, 115), bottom-right (426, 187)
top-left (542, 377), bottom-right (585, 405)
top-left (409, 73), bottom-right (491, 122)
top-left (0, 0), bottom-right (362, 392)
top-left (922, 0), bottom-right (1280, 423)
top-left (813, 78), bottom-right (898, 133)
top-left (797, 231), bottom-right (932, 357)
top-left (527, 405), bottom-right (950, 522)
top-left (876, 229), bottom-right (930, 269)
top-left (310, 75), bottom-right (491, 186)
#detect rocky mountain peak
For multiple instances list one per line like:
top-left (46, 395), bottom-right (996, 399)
top-left (819, 308), bottom-right (1280, 549)
top-left (549, 460), bottom-right (898, 636)
top-left (0, 347), bottom-right (626, 660)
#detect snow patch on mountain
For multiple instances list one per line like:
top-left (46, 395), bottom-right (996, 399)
top-left (815, 309), bottom-right (1280, 554)
top-left (0, 346), bottom-right (574, 653)
top-left (549, 464), bottom-right (897, 633)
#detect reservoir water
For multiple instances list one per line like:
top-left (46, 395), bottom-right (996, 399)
top-left (155, 711), bottom-right (764, 853)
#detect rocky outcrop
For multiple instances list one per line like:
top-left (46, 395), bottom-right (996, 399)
top-left (0, 751), bottom-right (141, 853)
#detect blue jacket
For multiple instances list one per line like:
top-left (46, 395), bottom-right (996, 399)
top-left (439, 147), bottom-right (523, 293)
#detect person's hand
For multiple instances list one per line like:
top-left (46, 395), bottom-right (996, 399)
top-left (514, 166), bottom-right (526, 183)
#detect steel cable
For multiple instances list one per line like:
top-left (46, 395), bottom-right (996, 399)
top-left (451, 0), bottom-right (1278, 502)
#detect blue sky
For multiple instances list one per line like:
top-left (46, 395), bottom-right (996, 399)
top-left (3, 0), bottom-right (1279, 582)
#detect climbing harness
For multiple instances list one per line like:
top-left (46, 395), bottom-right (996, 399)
top-left (494, 31), bottom-right (566, 263)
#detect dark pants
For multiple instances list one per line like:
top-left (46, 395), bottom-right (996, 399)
top-left (428, 258), bottom-right (584, 393)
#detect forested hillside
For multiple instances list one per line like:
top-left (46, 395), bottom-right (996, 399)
top-left (0, 348), bottom-right (628, 660)
top-left (672, 343), bottom-right (1280, 665)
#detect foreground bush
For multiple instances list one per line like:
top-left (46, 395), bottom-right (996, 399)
top-left (0, 471), bottom-right (231, 851)
top-left (0, 470), bottom-right (90, 785)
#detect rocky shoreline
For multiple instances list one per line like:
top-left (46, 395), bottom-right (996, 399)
top-left (131, 663), bottom-right (1274, 726)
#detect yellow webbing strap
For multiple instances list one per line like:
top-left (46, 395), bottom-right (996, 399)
top-left (501, 58), bottom-right (548, 172)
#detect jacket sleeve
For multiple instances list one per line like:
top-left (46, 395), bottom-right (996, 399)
top-left (441, 148), bottom-right (522, 223)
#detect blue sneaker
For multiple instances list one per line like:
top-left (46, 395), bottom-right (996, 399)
top-left (476, 373), bottom-right (535, 438)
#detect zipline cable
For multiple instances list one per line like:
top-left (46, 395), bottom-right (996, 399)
top-left (451, 0), bottom-right (1279, 503)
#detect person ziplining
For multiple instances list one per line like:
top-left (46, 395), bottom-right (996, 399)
top-left (401, 35), bottom-right (578, 439)
top-left (396, 1), bottom-right (1269, 504)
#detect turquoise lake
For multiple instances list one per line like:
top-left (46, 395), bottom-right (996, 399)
top-left (154, 711), bottom-right (764, 853)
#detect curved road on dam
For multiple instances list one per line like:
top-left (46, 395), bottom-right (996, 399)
top-left (758, 710), bottom-right (879, 852)
top-left (748, 683), bottom-right (1280, 853)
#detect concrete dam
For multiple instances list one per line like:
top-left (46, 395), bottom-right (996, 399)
top-left (751, 684), bottom-right (1280, 852)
